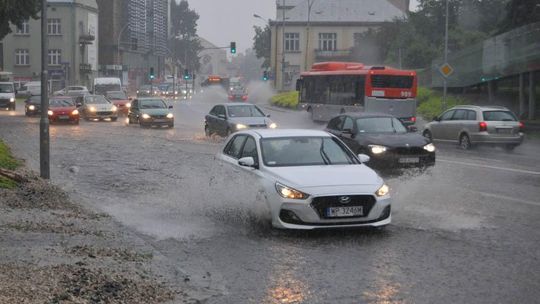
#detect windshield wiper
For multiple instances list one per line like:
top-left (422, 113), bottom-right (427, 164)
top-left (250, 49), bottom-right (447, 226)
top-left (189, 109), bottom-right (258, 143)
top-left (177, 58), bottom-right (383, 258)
top-left (390, 119), bottom-right (397, 133)
top-left (319, 139), bottom-right (331, 165)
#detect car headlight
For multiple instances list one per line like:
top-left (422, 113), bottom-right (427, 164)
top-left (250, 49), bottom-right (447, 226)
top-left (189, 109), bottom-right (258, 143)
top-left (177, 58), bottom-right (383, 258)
top-left (28, 105), bottom-right (35, 110)
top-left (376, 184), bottom-right (390, 197)
top-left (47, 110), bottom-right (53, 116)
top-left (10, 97), bottom-right (15, 102)
top-left (268, 122), bottom-right (277, 129)
top-left (166, 113), bottom-right (174, 119)
top-left (369, 145), bottom-right (387, 154)
top-left (141, 113), bottom-right (151, 119)
top-left (275, 183), bottom-right (309, 200)
top-left (71, 109), bottom-right (79, 115)
top-left (111, 105), bottom-right (118, 112)
top-left (126, 102), bottom-right (131, 108)
top-left (89, 106), bottom-right (97, 112)
top-left (423, 143), bottom-right (436, 152)
top-left (236, 124), bottom-right (247, 130)
top-left (136, 90), bottom-right (140, 94)
top-left (174, 91), bottom-right (178, 95)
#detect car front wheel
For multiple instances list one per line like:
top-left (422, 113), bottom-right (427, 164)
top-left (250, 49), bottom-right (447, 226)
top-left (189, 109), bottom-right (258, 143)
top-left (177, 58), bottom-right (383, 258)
top-left (459, 134), bottom-right (472, 150)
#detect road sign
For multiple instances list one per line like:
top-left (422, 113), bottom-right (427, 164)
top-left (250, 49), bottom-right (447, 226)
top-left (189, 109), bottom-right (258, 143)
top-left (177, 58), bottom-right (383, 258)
top-left (439, 63), bottom-right (454, 78)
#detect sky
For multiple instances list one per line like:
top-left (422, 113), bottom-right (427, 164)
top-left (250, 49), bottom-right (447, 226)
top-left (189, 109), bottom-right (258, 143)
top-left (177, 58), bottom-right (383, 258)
top-left (186, 0), bottom-right (420, 53)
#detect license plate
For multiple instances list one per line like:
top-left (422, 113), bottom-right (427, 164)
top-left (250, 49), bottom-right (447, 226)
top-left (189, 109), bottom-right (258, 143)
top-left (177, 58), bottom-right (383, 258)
top-left (326, 206), bottom-right (363, 218)
top-left (154, 119), bottom-right (166, 122)
top-left (59, 115), bottom-right (69, 120)
top-left (399, 157), bottom-right (420, 164)
top-left (497, 128), bottom-right (512, 134)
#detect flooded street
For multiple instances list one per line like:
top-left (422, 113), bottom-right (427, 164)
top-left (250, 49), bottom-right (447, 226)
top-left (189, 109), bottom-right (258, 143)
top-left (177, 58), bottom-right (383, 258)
top-left (1, 88), bottom-right (539, 303)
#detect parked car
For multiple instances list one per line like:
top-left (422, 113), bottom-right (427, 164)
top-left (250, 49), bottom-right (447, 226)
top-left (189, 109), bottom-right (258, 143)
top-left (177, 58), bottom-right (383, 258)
top-left (78, 95), bottom-right (118, 121)
top-left (0, 82), bottom-right (16, 111)
top-left (127, 98), bottom-right (174, 128)
top-left (217, 129), bottom-right (391, 229)
top-left (47, 97), bottom-right (79, 124)
top-left (17, 81), bottom-right (41, 97)
top-left (326, 113), bottom-right (435, 168)
top-left (53, 86), bottom-right (89, 96)
top-left (204, 103), bottom-right (277, 137)
top-left (423, 105), bottom-right (524, 150)
top-left (25, 95), bottom-right (42, 116)
top-left (105, 91), bottom-right (131, 115)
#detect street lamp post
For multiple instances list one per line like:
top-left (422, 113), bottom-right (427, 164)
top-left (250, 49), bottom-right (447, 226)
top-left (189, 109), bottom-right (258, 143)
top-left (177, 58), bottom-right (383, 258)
top-left (40, 0), bottom-right (50, 179)
top-left (442, 0), bottom-right (449, 111)
top-left (304, 0), bottom-right (316, 71)
top-left (281, 0), bottom-right (286, 91)
top-left (116, 22), bottom-right (130, 78)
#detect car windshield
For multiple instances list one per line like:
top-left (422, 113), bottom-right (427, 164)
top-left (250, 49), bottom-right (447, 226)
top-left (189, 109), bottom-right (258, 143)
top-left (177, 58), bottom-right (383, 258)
top-left (261, 137), bottom-right (358, 167)
top-left (50, 99), bottom-right (74, 107)
top-left (0, 84), bottom-right (14, 93)
top-left (68, 86), bottom-right (86, 91)
top-left (483, 111), bottom-right (517, 121)
top-left (227, 105), bottom-right (265, 118)
top-left (27, 96), bottom-right (41, 104)
top-left (140, 99), bottom-right (166, 109)
top-left (159, 85), bottom-right (170, 91)
top-left (106, 91), bottom-right (127, 100)
top-left (356, 117), bottom-right (407, 133)
top-left (85, 95), bottom-right (109, 104)
top-left (140, 86), bottom-right (151, 90)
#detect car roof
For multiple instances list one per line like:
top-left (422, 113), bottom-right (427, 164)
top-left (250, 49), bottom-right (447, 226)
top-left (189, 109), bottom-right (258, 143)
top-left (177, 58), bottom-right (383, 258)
top-left (240, 129), bottom-right (331, 138)
top-left (137, 97), bottom-right (164, 100)
top-left (341, 112), bottom-right (395, 119)
top-left (223, 102), bottom-right (256, 107)
top-left (451, 105), bottom-right (510, 111)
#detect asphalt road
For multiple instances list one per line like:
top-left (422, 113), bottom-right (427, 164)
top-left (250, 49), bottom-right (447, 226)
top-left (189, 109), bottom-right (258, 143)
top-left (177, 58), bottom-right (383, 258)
top-left (1, 85), bottom-right (539, 303)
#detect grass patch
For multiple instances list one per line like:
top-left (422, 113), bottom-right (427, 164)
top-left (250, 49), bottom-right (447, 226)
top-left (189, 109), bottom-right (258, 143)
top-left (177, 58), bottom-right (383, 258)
top-left (0, 140), bottom-right (21, 189)
top-left (270, 91), bottom-right (299, 109)
top-left (417, 87), bottom-right (466, 120)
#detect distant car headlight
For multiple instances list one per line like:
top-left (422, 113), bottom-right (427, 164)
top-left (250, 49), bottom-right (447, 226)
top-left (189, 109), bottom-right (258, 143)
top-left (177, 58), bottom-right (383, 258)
top-left (166, 113), bottom-right (174, 119)
top-left (369, 145), bottom-right (387, 154)
top-left (111, 105), bottom-right (118, 112)
top-left (47, 110), bottom-right (53, 116)
top-left (136, 90), bottom-right (140, 94)
top-left (236, 124), bottom-right (247, 130)
top-left (268, 122), bottom-right (277, 129)
top-left (423, 143), bottom-right (436, 152)
top-left (174, 91), bottom-right (178, 95)
top-left (376, 184), bottom-right (390, 197)
top-left (141, 113), bottom-right (151, 119)
top-left (10, 97), bottom-right (15, 102)
top-left (275, 183), bottom-right (309, 200)
top-left (89, 106), bottom-right (97, 112)
top-left (126, 102), bottom-right (131, 108)
top-left (71, 109), bottom-right (79, 115)
top-left (28, 105), bottom-right (36, 110)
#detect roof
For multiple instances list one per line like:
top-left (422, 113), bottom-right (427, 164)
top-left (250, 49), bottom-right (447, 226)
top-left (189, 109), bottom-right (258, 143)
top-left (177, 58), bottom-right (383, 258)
top-left (276, 0), bottom-right (406, 23)
top-left (249, 129), bottom-right (331, 138)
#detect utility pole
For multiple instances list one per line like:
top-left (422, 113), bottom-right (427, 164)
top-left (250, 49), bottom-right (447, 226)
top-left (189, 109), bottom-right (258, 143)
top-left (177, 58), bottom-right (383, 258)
top-left (304, 0), bottom-right (315, 71)
top-left (40, 0), bottom-right (50, 179)
top-left (442, 0), bottom-right (449, 111)
top-left (281, 0), bottom-right (286, 91)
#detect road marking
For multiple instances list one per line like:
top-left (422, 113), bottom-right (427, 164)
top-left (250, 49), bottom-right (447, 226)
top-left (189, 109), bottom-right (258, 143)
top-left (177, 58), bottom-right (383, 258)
top-left (438, 158), bottom-right (540, 175)
top-left (475, 191), bottom-right (540, 207)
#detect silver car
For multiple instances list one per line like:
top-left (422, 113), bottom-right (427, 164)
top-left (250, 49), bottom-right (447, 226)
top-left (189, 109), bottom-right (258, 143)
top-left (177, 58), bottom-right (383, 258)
top-left (423, 105), bottom-right (524, 150)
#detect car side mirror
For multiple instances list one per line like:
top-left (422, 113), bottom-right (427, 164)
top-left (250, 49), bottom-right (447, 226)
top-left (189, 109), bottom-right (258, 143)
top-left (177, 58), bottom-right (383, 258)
top-left (238, 157), bottom-right (256, 168)
top-left (266, 114), bottom-right (271, 118)
top-left (129, 97), bottom-right (133, 100)
top-left (76, 102), bottom-right (83, 107)
top-left (433, 116), bottom-right (440, 122)
top-left (408, 126), bottom-right (418, 133)
top-left (358, 154), bottom-right (370, 163)
top-left (218, 114), bottom-right (226, 120)
top-left (168, 105), bottom-right (173, 109)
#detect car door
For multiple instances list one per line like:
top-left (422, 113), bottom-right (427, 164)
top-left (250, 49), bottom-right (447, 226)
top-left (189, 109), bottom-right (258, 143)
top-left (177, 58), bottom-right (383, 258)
top-left (129, 99), bottom-right (139, 122)
top-left (431, 110), bottom-right (455, 140)
top-left (221, 134), bottom-right (248, 166)
top-left (326, 115), bottom-right (345, 137)
top-left (206, 106), bottom-right (219, 133)
top-left (339, 116), bottom-right (361, 153)
top-left (448, 109), bottom-right (467, 140)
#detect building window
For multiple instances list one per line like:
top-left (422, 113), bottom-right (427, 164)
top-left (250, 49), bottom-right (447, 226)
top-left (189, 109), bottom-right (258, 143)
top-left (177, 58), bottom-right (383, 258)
top-left (15, 21), bottom-right (30, 35)
top-left (47, 19), bottom-right (62, 35)
top-left (284, 33), bottom-right (300, 52)
top-left (353, 33), bottom-right (363, 47)
top-left (318, 33), bottom-right (337, 51)
top-left (15, 49), bottom-right (30, 66)
top-left (48, 49), bottom-right (61, 66)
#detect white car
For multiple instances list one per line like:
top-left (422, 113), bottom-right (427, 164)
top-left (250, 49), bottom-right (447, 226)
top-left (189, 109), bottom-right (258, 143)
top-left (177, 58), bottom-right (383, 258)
top-left (53, 86), bottom-right (89, 96)
top-left (218, 129), bottom-right (391, 229)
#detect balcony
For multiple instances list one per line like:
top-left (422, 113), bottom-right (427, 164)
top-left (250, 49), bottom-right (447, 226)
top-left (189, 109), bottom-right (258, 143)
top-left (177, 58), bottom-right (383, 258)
top-left (315, 49), bottom-right (353, 61)
top-left (79, 34), bottom-right (95, 45)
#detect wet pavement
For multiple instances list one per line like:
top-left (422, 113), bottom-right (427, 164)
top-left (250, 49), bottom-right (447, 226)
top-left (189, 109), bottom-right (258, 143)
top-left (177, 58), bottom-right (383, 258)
top-left (1, 85), bottom-right (539, 303)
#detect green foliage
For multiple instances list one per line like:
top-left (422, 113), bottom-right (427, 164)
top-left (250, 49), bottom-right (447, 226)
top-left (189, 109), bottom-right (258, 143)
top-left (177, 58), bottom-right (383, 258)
top-left (170, 0), bottom-right (202, 72)
top-left (252, 25), bottom-right (271, 68)
top-left (0, 140), bottom-right (20, 189)
top-left (499, 0), bottom-right (540, 32)
top-left (270, 91), bottom-right (299, 109)
top-left (417, 87), bottom-right (465, 120)
top-left (0, 0), bottom-right (40, 40)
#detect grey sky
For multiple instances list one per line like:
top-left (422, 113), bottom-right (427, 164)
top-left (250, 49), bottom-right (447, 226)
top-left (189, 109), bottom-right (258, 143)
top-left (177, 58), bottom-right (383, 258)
top-left (187, 0), bottom-right (420, 53)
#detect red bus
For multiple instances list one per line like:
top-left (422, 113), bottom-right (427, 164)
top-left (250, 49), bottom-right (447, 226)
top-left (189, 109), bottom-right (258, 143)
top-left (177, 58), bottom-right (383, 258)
top-left (296, 62), bottom-right (418, 125)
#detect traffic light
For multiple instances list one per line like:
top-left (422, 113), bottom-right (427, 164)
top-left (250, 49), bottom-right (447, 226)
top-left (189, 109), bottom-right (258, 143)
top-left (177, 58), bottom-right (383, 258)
top-left (230, 42), bottom-right (236, 54)
top-left (183, 69), bottom-right (190, 80)
top-left (149, 67), bottom-right (155, 80)
top-left (262, 71), bottom-right (269, 81)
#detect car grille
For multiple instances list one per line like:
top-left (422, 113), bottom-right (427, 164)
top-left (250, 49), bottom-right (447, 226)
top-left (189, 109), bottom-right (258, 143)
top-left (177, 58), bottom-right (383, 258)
top-left (0, 99), bottom-right (10, 106)
top-left (96, 111), bottom-right (113, 116)
top-left (311, 195), bottom-right (376, 219)
top-left (152, 115), bottom-right (167, 119)
top-left (249, 124), bottom-right (267, 128)
top-left (393, 147), bottom-right (427, 156)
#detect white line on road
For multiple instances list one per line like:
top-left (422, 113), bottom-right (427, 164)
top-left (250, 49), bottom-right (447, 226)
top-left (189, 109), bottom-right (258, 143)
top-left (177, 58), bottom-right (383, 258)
top-left (438, 158), bottom-right (540, 175)
top-left (475, 191), bottom-right (540, 207)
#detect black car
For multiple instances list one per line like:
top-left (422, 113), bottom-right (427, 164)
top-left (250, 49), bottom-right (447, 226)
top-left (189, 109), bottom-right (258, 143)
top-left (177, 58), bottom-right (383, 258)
top-left (127, 98), bottom-right (174, 128)
top-left (25, 95), bottom-right (42, 116)
top-left (325, 113), bottom-right (436, 168)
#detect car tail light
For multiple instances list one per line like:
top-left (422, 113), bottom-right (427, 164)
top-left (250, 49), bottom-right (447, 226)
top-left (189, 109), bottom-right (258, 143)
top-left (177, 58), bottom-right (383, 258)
top-left (411, 116), bottom-right (417, 123)
top-left (228, 95), bottom-right (234, 100)
top-left (519, 121), bottom-right (524, 132)
top-left (479, 121), bottom-right (487, 132)
top-left (242, 95), bottom-right (248, 101)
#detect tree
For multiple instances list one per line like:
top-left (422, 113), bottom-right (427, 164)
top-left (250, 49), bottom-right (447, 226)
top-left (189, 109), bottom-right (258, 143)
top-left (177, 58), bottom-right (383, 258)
top-left (0, 0), bottom-right (41, 40)
top-left (499, 0), bottom-right (540, 32)
top-left (252, 25), bottom-right (271, 68)
top-left (170, 0), bottom-right (202, 72)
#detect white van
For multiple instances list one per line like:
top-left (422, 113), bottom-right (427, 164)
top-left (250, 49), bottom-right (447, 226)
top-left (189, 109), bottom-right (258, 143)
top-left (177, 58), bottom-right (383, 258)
top-left (18, 81), bottom-right (42, 97)
top-left (93, 77), bottom-right (122, 96)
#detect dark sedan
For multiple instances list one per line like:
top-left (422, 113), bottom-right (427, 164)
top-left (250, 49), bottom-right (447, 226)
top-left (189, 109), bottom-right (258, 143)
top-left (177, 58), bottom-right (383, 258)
top-left (326, 113), bottom-right (436, 168)
top-left (25, 95), bottom-right (42, 116)
top-left (127, 98), bottom-right (174, 128)
top-left (204, 103), bottom-right (276, 137)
